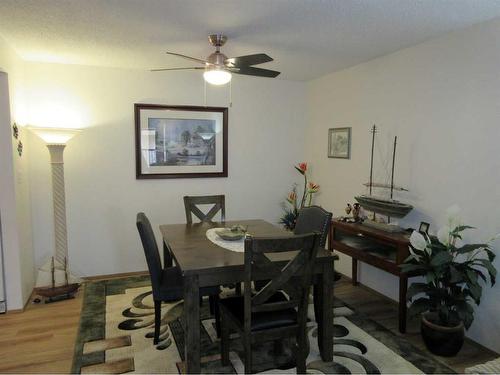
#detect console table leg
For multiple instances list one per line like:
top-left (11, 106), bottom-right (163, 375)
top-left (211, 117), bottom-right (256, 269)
top-left (352, 259), bottom-right (359, 286)
top-left (399, 276), bottom-right (408, 333)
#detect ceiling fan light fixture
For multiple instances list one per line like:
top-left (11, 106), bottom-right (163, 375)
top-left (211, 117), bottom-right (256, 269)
top-left (203, 68), bottom-right (232, 85)
top-left (158, 35), bottom-right (280, 81)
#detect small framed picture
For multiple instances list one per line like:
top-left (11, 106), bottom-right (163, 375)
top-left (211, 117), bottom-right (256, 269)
top-left (328, 127), bottom-right (351, 159)
top-left (419, 221), bottom-right (430, 235)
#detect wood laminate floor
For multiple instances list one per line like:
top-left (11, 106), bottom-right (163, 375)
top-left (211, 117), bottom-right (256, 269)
top-left (0, 276), bottom-right (497, 373)
top-left (0, 289), bottom-right (83, 373)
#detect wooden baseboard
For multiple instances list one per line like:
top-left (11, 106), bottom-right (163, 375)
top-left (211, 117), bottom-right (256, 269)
top-left (5, 288), bottom-right (37, 314)
top-left (5, 307), bottom-right (24, 314)
top-left (82, 270), bottom-right (149, 281)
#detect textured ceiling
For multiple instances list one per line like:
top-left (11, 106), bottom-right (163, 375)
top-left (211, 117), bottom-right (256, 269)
top-left (1, 0), bottom-right (500, 81)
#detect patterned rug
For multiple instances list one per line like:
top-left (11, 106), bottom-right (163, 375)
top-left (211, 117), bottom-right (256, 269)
top-left (71, 276), bottom-right (453, 374)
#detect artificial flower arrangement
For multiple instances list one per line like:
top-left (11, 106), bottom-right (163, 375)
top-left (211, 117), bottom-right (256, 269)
top-left (401, 206), bottom-right (497, 330)
top-left (279, 162), bottom-right (320, 230)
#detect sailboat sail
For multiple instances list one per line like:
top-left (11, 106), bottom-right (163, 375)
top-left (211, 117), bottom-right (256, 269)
top-left (35, 257), bottom-right (81, 298)
top-left (355, 125), bottom-right (413, 220)
top-left (35, 268), bottom-right (80, 288)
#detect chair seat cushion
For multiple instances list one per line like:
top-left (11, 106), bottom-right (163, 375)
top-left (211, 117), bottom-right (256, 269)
top-left (158, 267), bottom-right (220, 301)
top-left (219, 292), bottom-right (297, 331)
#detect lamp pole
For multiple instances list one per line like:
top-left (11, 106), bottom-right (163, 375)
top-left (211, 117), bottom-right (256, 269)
top-left (28, 127), bottom-right (81, 267)
top-left (47, 144), bottom-right (68, 264)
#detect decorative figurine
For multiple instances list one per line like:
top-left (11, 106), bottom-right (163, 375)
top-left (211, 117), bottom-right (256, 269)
top-left (352, 203), bottom-right (361, 221)
top-left (345, 203), bottom-right (352, 215)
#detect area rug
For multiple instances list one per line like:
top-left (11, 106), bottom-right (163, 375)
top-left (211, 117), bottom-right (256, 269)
top-left (71, 276), bottom-right (453, 374)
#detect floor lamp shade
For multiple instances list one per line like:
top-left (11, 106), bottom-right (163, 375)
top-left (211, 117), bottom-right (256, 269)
top-left (28, 127), bottom-right (81, 145)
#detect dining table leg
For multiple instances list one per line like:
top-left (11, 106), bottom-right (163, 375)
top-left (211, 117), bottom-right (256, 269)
top-left (316, 261), bottom-right (333, 362)
top-left (184, 274), bottom-right (200, 374)
top-left (163, 241), bottom-right (173, 267)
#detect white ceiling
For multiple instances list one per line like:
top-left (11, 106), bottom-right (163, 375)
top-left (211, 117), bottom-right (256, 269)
top-left (1, 0), bottom-right (500, 81)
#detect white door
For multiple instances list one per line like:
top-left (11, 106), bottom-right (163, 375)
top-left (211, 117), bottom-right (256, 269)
top-left (0, 71), bottom-right (9, 312)
top-left (0, 212), bottom-right (5, 313)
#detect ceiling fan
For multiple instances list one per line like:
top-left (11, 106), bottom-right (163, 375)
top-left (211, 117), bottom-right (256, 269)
top-left (152, 34), bottom-right (280, 85)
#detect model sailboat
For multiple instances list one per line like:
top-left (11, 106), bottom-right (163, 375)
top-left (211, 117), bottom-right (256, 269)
top-left (355, 125), bottom-right (413, 228)
top-left (35, 257), bottom-right (80, 303)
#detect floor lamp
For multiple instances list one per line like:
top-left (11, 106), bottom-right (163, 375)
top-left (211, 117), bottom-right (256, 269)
top-left (29, 127), bottom-right (82, 301)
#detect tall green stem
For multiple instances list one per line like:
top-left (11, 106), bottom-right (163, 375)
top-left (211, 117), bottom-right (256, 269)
top-left (300, 174), bottom-right (308, 208)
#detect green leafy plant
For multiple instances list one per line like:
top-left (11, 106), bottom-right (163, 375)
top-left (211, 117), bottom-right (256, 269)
top-left (279, 162), bottom-right (320, 230)
top-left (401, 206), bottom-right (497, 329)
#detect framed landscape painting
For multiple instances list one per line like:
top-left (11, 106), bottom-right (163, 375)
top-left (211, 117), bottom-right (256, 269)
top-left (328, 127), bottom-right (351, 159)
top-left (135, 104), bottom-right (228, 179)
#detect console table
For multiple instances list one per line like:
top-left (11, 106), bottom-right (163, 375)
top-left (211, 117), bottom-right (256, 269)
top-left (329, 219), bottom-right (418, 333)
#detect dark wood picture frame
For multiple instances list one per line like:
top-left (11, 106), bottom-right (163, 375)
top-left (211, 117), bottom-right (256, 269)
top-left (135, 104), bottom-right (228, 179)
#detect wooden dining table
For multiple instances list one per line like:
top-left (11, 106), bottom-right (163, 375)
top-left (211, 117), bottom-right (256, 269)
top-left (160, 219), bottom-right (335, 374)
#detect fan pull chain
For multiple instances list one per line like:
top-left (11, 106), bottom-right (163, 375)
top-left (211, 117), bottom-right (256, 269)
top-left (204, 79), bottom-right (207, 107)
top-left (229, 79), bottom-right (232, 107)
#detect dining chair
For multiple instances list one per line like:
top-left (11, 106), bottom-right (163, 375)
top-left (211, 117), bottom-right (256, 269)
top-left (183, 194), bottom-right (241, 296)
top-left (136, 212), bottom-right (221, 344)
top-left (294, 205), bottom-right (339, 279)
top-left (293, 205), bottom-right (332, 248)
top-left (183, 195), bottom-right (225, 224)
top-left (255, 205), bottom-right (333, 293)
top-left (292, 205), bottom-right (341, 325)
top-left (219, 232), bottom-right (321, 374)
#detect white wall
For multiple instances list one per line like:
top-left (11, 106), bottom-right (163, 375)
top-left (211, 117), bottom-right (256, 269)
top-left (3, 11), bottom-right (499, 352)
top-left (305, 18), bottom-right (500, 352)
top-left (0, 36), bottom-right (34, 310)
top-left (23, 62), bottom-right (307, 277)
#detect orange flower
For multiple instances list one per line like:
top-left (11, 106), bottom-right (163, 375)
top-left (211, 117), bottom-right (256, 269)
top-left (308, 182), bottom-right (320, 193)
top-left (286, 191), bottom-right (297, 204)
top-left (295, 162), bottom-right (308, 175)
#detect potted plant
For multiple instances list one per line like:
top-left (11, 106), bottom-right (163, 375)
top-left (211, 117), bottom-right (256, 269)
top-left (401, 206), bottom-right (497, 357)
top-left (279, 162), bottom-right (320, 230)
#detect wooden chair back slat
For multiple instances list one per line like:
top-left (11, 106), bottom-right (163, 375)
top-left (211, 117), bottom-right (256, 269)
top-left (204, 203), bottom-right (223, 221)
top-left (243, 233), bottom-right (320, 318)
top-left (252, 250), bottom-right (308, 306)
top-left (183, 195), bottom-right (225, 224)
top-left (251, 255), bottom-right (301, 301)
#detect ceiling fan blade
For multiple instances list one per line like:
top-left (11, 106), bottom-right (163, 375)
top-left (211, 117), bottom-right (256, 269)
top-left (166, 52), bottom-right (209, 65)
top-left (151, 67), bottom-right (205, 72)
top-left (225, 53), bottom-right (273, 67)
top-left (229, 66), bottom-right (280, 78)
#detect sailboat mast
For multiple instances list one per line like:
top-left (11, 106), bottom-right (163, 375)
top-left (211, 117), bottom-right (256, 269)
top-left (369, 125), bottom-right (376, 196)
top-left (390, 136), bottom-right (397, 199)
